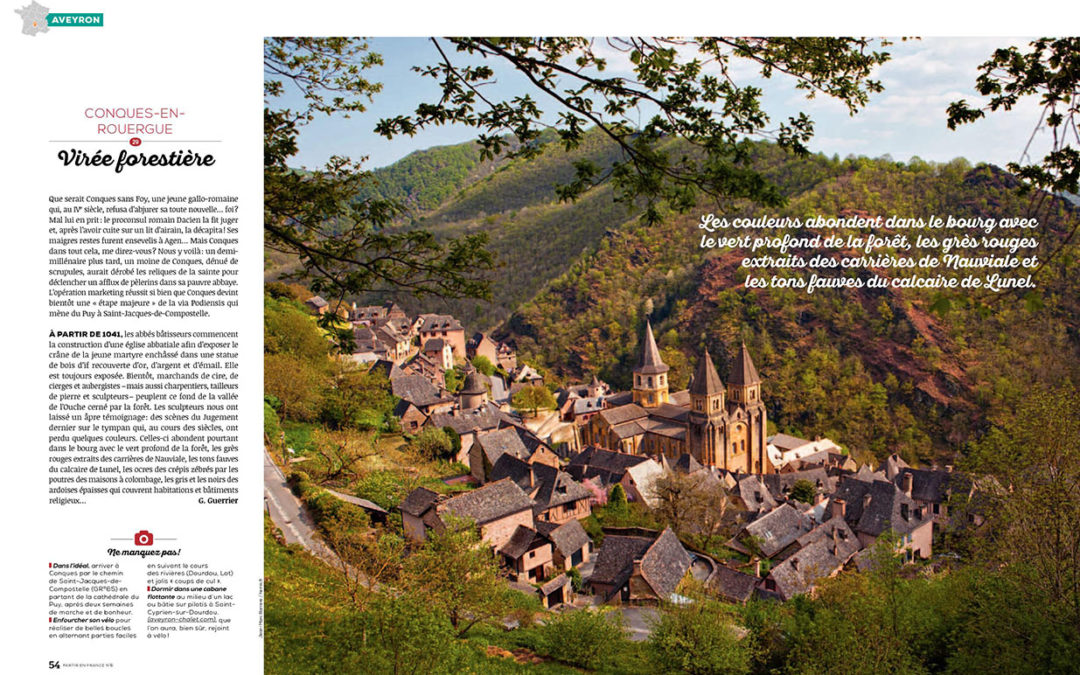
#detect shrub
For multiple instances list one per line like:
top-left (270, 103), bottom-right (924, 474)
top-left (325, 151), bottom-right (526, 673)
top-left (530, 608), bottom-right (628, 669)
top-left (471, 355), bottom-right (495, 375)
top-left (567, 566), bottom-right (583, 593)
top-left (648, 599), bottom-right (751, 675)
top-left (410, 427), bottom-right (455, 461)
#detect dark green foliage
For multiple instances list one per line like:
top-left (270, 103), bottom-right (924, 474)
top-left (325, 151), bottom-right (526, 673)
top-left (512, 384), bottom-right (556, 416)
top-left (330, 593), bottom-right (469, 674)
top-left (506, 151), bottom-right (1080, 465)
top-left (609, 483), bottom-right (628, 510)
top-left (442, 426), bottom-right (462, 459)
top-left (264, 401), bottom-right (282, 445)
top-left (319, 365), bottom-right (397, 432)
top-left (264, 38), bottom-right (494, 331)
top-left (647, 598), bottom-right (751, 675)
top-left (355, 142), bottom-right (485, 213)
top-left (472, 355), bottom-right (496, 375)
top-left (409, 427), bottom-right (455, 461)
top-left (788, 479), bottom-right (816, 504)
top-left (287, 471), bottom-right (370, 534)
top-left (567, 566), bottom-right (583, 593)
top-left (529, 608), bottom-right (629, 670)
top-left (378, 38), bottom-right (890, 225)
top-left (352, 469), bottom-right (420, 511)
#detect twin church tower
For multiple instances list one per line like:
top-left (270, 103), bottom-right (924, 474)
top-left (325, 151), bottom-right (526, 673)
top-left (586, 320), bottom-right (772, 474)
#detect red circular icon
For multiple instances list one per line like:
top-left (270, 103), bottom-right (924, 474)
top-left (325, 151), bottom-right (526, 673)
top-left (129, 137), bottom-right (142, 147)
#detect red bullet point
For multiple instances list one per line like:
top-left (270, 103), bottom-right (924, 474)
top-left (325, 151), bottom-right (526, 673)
top-left (49, 618), bottom-right (52, 622)
top-left (147, 586), bottom-right (150, 591)
top-left (49, 563), bottom-right (52, 568)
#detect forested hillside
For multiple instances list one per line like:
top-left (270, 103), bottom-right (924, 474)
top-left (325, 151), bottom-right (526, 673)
top-left (272, 133), bottom-right (1079, 466)
top-left (504, 152), bottom-right (1080, 466)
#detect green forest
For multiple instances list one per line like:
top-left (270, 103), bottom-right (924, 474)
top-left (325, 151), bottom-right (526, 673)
top-left (267, 132), bottom-right (1080, 468)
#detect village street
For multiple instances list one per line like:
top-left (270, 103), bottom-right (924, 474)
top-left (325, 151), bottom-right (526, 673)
top-left (263, 449), bottom-right (331, 560)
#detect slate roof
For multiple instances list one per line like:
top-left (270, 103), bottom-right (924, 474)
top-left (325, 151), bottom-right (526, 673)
top-left (831, 475), bottom-right (874, 523)
top-left (589, 535), bottom-right (653, 588)
top-left (611, 420), bottom-right (649, 439)
top-left (740, 503), bottom-right (814, 558)
top-left (490, 453), bottom-right (533, 490)
top-left (438, 479), bottom-right (535, 526)
top-left (475, 427), bottom-right (532, 466)
top-left (766, 538), bottom-right (843, 599)
top-left (650, 402), bottom-right (690, 424)
top-left (688, 348), bottom-right (724, 396)
top-left (539, 573), bottom-right (571, 596)
top-left (855, 479), bottom-right (928, 537)
top-left (399, 487), bottom-right (441, 517)
top-left (894, 467), bottom-right (963, 504)
top-left (884, 453), bottom-right (910, 480)
top-left (566, 446), bottom-right (650, 485)
top-left (468, 332), bottom-right (495, 350)
top-left (572, 396), bottom-right (607, 415)
top-left (642, 419), bottom-right (687, 440)
top-left (419, 314), bottom-right (463, 332)
top-left (796, 515), bottom-right (862, 562)
top-left (499, 525), bottom-right (544, 559)
top-left (624, 460), bottom-right (666, 507)
top-left (423, 338), bottom-right (447, 352)
top-left (590, 528), bottom-right (690, 598)
top-left (669, 390), bottom-right (691, 407)
top-left (306, 295), bottom-right (328, 308)
top-left (599, 404), bottom-right (649, 426)
top-left (430, 403), bottom-right (511, 435)
top-left (377, 323), bottom-right (407, 345)
top-left (711, 564), bottom-right (759, 603)
top-left (537, 519), bottom-right (591, 558)
top-left (853, 464), bottom-right (884, 482)
top-left (604, 391), bottom-right (635, 407)
top-left (640, 528), bottom-right (693, 598)
top-left (531, 464), bottom-right (592, 511)
top-left (514, 365), bottom-right (543, 382)
top-left (392, 398), bottom-right (423, 419)
top-left (769, 433), bottom-right (810, 452)
top-left (737, 474), bottom-right (778, 513)
top-left (674, 453), bottom-right (704, 474)
top-left (391, 374), bottom-right (448, 408)
top-left (368, 359), bottom-right (404, 381)
top-left (460, 369), bottom-right (489, 395)
top-left (635, 320), bottom-right (669, 375)
top-left (727, 343), bottom-right (761, 385)
top-left (763, 468), bottom-right (834, 500)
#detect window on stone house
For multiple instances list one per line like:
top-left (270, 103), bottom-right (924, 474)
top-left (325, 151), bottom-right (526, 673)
top-left (932, 503), bottom-right (940, 515)
top-left (648, 376), bottom-right (653, 387)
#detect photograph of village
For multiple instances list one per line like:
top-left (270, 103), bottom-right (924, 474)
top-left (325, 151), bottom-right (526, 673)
top-left (263, 38), bottom-right (1080, 674)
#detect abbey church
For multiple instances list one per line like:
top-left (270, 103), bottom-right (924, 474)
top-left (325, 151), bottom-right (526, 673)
top-left (581, 321), bottom-right (773, 474)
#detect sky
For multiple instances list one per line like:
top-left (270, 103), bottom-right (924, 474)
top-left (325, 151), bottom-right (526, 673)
top-left (271, 37), bottom-right (1048, 172)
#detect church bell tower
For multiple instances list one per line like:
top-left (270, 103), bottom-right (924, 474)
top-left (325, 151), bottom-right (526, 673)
top-left (632, 320), bottom-right (669, 408)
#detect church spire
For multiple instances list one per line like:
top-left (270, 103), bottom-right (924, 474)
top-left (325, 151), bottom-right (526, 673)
top-left (689, 348), bottom-right (724, 396)
top-left (728, 342), bottom-right (761, 386)
top-left (635, 319), bottom-right (669, 375)
top-left (632, 319), bottom-right (669, 408)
